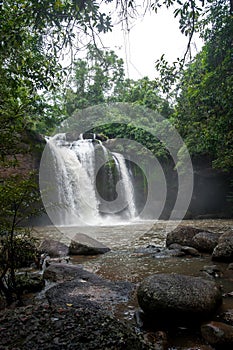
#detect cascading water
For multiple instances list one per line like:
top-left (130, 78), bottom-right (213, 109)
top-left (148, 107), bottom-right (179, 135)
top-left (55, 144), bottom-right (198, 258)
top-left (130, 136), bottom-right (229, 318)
top-left (41, 133), bottom-right (138, 226)
top-left (43, 133), bottom-right (100, 225)
top-left (112, 153), bottom-right (137, 218)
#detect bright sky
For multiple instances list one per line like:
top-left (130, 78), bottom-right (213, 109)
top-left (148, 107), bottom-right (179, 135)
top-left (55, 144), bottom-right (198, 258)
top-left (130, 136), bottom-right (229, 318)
top-left (100, 6), bottom-right (203, 80)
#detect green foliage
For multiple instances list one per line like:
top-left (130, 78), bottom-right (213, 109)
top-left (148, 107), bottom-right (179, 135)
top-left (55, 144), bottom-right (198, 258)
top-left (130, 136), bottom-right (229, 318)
top-left (65, 45), bottom-right (173, 118)
top-left (0, 229), bottom-right (39, 303)
top-left (0, 0), bottom-right (114, 141)
top-left (0, 173), bottom-right (43, 304)
top-left (64, 46), bottom-right (173, 159)
top-left (0, 173), bottom-right (42, 227)
top-left (174, 15), bottom-right (233, 170)
top-left (65, 44), bottom-right (125, 114)
top-left (154, 1), bottom-right (231, 93)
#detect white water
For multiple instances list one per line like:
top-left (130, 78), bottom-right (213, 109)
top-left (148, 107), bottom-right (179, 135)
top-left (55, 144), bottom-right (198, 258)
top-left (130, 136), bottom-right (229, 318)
top-left (45, 134), bottom-right (100, 225)
top-left (42, 133), bottom-right (137, 226)
top-left (112, 153), bottom-right (137, 219)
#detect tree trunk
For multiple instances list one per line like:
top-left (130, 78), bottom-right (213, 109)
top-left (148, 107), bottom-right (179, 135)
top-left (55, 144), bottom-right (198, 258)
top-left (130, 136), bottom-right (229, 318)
top-left (0, 278), bottom-right (13, 305)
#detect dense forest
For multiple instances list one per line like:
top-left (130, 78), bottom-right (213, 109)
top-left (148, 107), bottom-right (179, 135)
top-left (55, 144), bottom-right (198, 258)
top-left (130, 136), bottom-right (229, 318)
top-left (1, 1), bottom-right (232, 167)
top-left (0, 0), bottom-right (233, 302)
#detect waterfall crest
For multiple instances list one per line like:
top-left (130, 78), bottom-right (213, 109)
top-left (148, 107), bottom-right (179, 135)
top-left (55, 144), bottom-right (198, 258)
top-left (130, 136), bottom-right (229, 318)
top-left (41, 133), bottom-right (138, 226)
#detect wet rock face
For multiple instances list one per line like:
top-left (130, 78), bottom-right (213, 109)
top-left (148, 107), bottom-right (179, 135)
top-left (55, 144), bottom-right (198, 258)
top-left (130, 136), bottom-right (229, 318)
top-left (212, 232), bottom-right (233, 262)
top-left (137, 273), bottom-right (222, 320)
top-left (44, 264), bottom-right (135, 318)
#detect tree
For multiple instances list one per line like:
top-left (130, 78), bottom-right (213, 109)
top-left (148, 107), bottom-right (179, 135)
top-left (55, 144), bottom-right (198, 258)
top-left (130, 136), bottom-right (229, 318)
top-left (174, 12), bottom-right (233, 171)
top-left (64, 46), bottom-right (173, 160)
top-left (0, 0), bottom-right (114, 303)
top-left (0, 173), bottom-right (43, 304)
top-left (0, 0), bottom-right (114, 147)
top-left (114, 1), bottom-right (232, 60)
top-left (65, 44), bottom-right (125, 114)
top-left (115, 77), bottom-right (174, 117)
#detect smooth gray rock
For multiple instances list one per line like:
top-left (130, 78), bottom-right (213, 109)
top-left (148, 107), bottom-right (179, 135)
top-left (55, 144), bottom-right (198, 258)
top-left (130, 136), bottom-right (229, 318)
top-left (137, 273), bottom-right (222, 319)
top-left (69, 233), bottom-right (110, 255)
top-left (168, 243), bottom-right (200, 256)
top-left (39, 239), bottom-right (69, 258)
top-left (180, 246), bottom-right (200, 256)
top-left (43, 263), bottom-right (84, 282)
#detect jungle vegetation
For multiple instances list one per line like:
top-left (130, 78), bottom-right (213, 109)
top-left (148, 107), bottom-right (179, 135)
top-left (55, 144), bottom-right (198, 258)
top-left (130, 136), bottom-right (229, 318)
top-left (0, 0), bottom-right (232, 303)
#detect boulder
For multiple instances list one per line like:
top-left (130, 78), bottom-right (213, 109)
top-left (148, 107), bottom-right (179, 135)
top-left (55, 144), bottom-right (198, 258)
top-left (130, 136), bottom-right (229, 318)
top-left (43, 263), bottom-right (84, 282)
top-left (166, 226), bottom-right (203, 247)
top-left (38, 239), bottom-right (69, 258)
top-left (69, 233), bottom-right (110, 255)
top-left (212, 232), bottom-right (233, 262)
top-left (192, 231), bottom-right (220, 253)
top-left (45, 266), bottom-right (134, 317)
top-left (166, 226), bottom-right (221, 254)
top-left (201, 321), bottom-right (233, 347)
top-left (137, 273), bottom-right (222, 320)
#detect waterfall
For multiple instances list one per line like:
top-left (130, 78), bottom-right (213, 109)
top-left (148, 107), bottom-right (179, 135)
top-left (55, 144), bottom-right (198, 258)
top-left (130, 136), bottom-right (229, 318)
top-left (42, 133), bottom-right (137, 226)
top-left (112, 153), bottom-right (137, 219)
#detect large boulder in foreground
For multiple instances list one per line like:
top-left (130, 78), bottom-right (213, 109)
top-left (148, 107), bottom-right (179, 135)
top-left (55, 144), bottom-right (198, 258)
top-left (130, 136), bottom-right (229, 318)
top-left (212, 232), bottom-right (233, 262)
top-left (137, 273), bottom-right (222, 320)
top-left (69, 233), bottom-right (110, 255)
top-left (45, 264), bottom-right (134, 317)
top-left (0, 303), bottom-right (150, 350)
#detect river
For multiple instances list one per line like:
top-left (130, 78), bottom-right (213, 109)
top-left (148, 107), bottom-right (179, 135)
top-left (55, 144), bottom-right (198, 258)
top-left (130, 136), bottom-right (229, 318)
top-left (33, 219), bottom-right (233, 349)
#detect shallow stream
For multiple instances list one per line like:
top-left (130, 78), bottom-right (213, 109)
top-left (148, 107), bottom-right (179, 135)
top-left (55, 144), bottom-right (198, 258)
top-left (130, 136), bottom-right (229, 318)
top-left (34, 219), bottom-right (233, 349)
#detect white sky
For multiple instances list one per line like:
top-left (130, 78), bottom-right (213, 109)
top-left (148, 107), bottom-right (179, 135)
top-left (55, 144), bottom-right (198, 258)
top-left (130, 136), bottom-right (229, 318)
top-left (99, 6), bottom-right (203, 80)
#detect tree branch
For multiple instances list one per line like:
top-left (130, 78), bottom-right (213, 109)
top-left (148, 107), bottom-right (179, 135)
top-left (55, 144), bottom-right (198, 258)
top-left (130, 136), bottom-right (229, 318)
top-left (183, 1), bottom-right (196, 62)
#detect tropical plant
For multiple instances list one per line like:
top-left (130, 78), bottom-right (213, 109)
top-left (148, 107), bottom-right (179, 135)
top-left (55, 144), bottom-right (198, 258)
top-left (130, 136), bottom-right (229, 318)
top-left (0, 173), bottom-right (43, 304)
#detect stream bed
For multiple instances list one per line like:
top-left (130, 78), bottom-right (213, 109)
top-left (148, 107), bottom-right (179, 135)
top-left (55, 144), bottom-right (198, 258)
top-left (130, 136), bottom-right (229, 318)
top-left (33, 219), bottom-right (233, 349)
